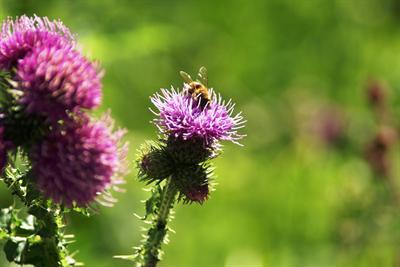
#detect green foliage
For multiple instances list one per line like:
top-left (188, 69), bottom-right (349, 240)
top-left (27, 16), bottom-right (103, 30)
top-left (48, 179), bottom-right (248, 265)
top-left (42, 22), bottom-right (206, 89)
top-left (0, 151), bottom-right (83, 266)
top-left (0, 71), bottom-right (48, 150)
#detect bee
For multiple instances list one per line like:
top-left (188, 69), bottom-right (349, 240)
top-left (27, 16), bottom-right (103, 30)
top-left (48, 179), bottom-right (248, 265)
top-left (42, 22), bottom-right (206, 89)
top-left (180, 66), bottom-right (211, 108)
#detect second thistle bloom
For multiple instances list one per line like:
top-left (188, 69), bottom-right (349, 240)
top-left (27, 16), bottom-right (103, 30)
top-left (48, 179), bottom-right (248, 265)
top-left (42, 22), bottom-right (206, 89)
top-left (30, 114), bottom-right (127, 207)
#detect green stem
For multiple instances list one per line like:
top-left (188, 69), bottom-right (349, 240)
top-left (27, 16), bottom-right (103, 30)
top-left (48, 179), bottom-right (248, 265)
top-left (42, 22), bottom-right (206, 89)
top-left (33, 205), bottom-right (64, 267)
top-left (142, 177), bottom-right (177, 267)
top-left (2, 174), bottom-right (25, 202)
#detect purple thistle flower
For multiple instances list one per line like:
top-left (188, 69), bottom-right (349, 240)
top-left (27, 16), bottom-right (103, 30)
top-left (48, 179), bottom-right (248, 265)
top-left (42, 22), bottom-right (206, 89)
top-left (30, 113), bottom-right (127, 207)
top-left (0, 15), bottom-right (74, 70)
top-left (16, 44), bottom-right (102, 121)
top-left (150, 85), bottom-right (245, 146)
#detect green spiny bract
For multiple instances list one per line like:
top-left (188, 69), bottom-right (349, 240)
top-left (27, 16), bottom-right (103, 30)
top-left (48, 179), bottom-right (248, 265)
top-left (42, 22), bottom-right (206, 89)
top-left (2, 105), bottom-right (48, 149)
top-left (0, 71), bottom-right (49, 150)
top-left (137, 139), bottom-right (214, 204)
top-left (137, 142), bottom-right (174, 184)
top-left (173, 163), bottom-right (213, 204)
top-left (166, 136), bottom-right (212, 165)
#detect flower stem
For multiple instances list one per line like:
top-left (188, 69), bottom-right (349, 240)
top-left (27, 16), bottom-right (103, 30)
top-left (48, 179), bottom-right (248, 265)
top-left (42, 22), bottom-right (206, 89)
top-left (142, 177), bottom-right (177, 267)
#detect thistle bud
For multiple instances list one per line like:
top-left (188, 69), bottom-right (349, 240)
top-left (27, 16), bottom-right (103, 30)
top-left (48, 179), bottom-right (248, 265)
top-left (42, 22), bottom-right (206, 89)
top-left (137, 142), bottom-right (174, 183)
top-left (367, 81), bottom-right (386, 108)
top-left (365, 127), bottom-right (397, 178)
top-left (172, 164), bottom-right (212, 203)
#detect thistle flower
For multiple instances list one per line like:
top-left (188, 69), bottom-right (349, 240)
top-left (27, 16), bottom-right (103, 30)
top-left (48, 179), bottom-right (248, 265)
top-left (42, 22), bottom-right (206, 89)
top-left (0, 15), bottom-right (74, 70)
top-left (123, 68), bottom-right (245, 267)
top-left (151, 87), bottom-right (245, 146)
top-left (30, 114), bottom-right (127, 207)
top-left (16, 44), bottom-right (102, 121)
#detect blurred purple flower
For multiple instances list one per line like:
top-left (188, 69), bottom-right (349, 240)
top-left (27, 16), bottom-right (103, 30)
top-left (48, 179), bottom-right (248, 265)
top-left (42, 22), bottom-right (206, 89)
top-left (0, 15), bottom-right (74, 70)
top-left (30, 113), bottom-right (127, 207)
top-left (17, 44), bottom-right (102, 121)
top-left (367, 80), bottom-right (386, 108)
top-left (314, 108), bottom-right (345, 146)
top-left (365, 127), bottom-right (397, 178)
top-left (150, 86), bottom-right (245, 145)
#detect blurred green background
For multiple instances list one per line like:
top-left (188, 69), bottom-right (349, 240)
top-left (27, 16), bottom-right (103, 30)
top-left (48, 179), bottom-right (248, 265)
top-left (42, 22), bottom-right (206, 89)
top-left (1, 0), bottom-right (400, 266)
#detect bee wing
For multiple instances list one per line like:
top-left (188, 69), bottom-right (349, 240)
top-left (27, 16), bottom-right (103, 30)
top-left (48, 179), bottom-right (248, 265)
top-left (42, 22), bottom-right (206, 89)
top-left (198, 66), bottom-right (208, 87)
top-left (180, 71), bottom-right (193, 83)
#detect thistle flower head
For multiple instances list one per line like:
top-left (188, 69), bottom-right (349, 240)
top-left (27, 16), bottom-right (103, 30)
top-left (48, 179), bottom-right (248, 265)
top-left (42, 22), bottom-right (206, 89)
top-left (151, 87), bottom-right (245, 146)
top-left (16, 44), bottom-right (102, 121)
top-left (0, 15), bottom-right (74, 70)
top-left (30, 113), bottom-right (127, 207)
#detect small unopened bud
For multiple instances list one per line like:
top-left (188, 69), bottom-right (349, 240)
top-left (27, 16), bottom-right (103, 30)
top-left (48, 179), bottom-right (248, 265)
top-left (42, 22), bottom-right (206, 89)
top-left (172, 164), bottom-right (212, 203)
top-left (365, 127), bottom-right (397, 178)
top-left (367, 81), bottom-right (386, 108)
top-left (184, 183), bottom-right (209, 203)
top-left (138, 143), bottom-right (174, 183)
top-left (166, 136), bottom-right (212, 164)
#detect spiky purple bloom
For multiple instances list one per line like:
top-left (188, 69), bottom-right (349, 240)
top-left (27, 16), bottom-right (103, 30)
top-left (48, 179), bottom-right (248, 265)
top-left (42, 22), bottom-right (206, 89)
top-left (30, 114), bottom-right (127, 207)
top-left (0, 15), bottom-right (74, 70)
top-left (151, 86), bottom-right (245, 145)
top-left (17, 45), bottom-right (102, 121)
